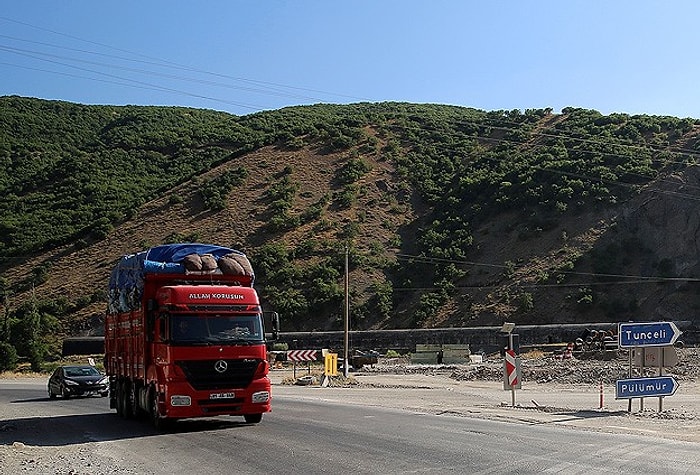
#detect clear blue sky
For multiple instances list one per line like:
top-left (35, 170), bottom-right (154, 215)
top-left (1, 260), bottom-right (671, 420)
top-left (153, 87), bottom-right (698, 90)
top-left (2, 1), bottom-right (699, 118)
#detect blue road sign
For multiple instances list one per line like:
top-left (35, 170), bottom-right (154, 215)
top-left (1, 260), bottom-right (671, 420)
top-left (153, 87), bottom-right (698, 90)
top-left (618, 321), bottom-right (681, 348)
top-left (615, 376), bottom-right (679, 399)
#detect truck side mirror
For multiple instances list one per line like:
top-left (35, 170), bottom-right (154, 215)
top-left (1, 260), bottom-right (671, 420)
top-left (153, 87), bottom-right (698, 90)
top-left (264, 311), bottom-right (279, 341)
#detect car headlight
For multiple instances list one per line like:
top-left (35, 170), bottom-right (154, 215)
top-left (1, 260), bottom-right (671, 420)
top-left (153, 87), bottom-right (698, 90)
top-left (64, 379), bottom-right (79, 386)
top-left (99, 377), bottom-right (109, 385)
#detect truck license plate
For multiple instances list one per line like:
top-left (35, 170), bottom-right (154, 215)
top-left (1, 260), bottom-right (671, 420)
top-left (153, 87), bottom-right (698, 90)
top-left (210, 392), bottom-right (235, 399)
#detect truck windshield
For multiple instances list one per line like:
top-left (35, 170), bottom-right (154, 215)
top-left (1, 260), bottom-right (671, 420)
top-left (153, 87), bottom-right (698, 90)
top-left (170, 314), bottom-right (263, 345)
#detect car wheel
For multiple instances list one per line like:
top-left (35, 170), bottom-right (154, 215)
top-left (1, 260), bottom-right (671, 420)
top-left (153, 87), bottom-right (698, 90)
top-left (61, 384), bottom-right (70, 398)
top-left (48, 386), bottom-right (56, 399)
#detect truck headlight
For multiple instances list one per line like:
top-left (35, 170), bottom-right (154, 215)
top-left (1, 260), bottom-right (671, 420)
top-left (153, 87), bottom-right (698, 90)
top-left (251, 391), bottom-right (269, 403)
top-left (170, 395), bottom-right (191, 406)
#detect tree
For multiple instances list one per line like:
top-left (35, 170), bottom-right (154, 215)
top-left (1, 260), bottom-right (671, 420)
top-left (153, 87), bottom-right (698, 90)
top-left (0, 277), bottom-right (9, 343)
top-left (9, 289), bottom-right (51, 372)
top-left (26, 292), bottom-right (44, 372)
top-left (0, 341), bottom-right (18, 372)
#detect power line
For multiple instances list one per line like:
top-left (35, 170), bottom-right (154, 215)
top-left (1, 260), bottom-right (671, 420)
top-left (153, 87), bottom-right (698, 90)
top-left (380, 112), bottom-right (700, 202)
top-left (403, 114), bottom-right (699, 167)
top-left (0, 63), bottom-right (260, 111)
top-left (2, 16), bottom-right (698, 176)
top-left (0, 51), bottom-right (264, 111)
top-left (3, 18), bottom-right (700, 291)
top-left (392, 253), bottom-right (699, 287)
top-left (390, 279), bottom-right (684, 292)
top-left (0, 16), bottom-right (373, 109)
top-left (0, 42), bottom-right (349, 104)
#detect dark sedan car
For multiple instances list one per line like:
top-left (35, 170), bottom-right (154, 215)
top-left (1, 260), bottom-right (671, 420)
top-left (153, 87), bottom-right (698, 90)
top-left (48, 365), bottom-right (109, 399)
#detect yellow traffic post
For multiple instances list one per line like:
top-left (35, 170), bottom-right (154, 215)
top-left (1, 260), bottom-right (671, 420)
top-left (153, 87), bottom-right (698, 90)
top-left (321, 353), bottom-right (338, 386)
top-left (325, 353), bottom-right (338, 376)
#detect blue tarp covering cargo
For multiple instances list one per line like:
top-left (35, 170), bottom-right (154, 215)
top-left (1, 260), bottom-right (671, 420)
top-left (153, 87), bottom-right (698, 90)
top-left (108, 243), bottom-right (253, 313)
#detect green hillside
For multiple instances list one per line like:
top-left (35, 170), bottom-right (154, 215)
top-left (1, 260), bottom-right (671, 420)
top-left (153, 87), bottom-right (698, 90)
top-left (1, 96), bottom-right (700, 365)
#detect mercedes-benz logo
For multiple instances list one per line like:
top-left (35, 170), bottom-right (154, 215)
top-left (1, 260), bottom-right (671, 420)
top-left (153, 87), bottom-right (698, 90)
top-left (214, 360), bottom-right (228, 373)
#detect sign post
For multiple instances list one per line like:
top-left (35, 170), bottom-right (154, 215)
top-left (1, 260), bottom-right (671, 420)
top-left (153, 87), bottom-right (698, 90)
top-left (615, 376), bottom-right (678, 399)
top-left (501, 322), bottom-right (520, 407)
top-left (504, 349), bottom-right (521, 407)
top-left (287, 349), bottom-right (319, 379)
top-left (618, 321), bottom-right (681, 348)
top-left (324, 352), bottom-right (338, 377)
top-left (617, 321), bottom-right (682, 412)
top-left (321, 352), bottom-right (338, 387)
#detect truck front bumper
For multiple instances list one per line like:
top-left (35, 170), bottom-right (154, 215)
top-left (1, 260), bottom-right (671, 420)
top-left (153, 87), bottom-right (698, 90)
top-left (162, 377), bottom-right (272, 419)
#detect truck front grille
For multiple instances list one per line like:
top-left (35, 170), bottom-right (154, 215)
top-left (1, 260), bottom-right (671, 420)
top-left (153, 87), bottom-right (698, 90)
top-left (176, 359), bottom-right (260, 390)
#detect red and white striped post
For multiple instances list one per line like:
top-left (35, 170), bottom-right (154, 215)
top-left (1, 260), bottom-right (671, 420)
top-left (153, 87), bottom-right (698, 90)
top-left (287, 350), bottom-right (319, 378)
top-left (505, 349), bottom-right (518, 407)
top-left (501, 322), bottom-right (517, 407)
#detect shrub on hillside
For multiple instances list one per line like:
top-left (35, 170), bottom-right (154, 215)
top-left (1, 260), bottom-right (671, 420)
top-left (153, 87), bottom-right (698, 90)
top-left (0, 341), bottom-right (18, 372)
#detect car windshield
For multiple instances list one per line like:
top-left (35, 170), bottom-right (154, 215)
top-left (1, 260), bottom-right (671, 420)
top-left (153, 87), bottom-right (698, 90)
top-left (170, 314), bottom-right (263, 344)
top-left (64, 366), bottom-right (101, 377)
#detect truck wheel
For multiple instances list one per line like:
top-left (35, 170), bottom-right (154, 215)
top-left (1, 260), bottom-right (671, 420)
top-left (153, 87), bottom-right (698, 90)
top-left (115, 381), bottom-right (124, 416)
top-left (129, 384), bottom-right (140, 418)
top-left (120, 381), bottom-right (133, 419)
top-left (148, 386), bottom-right (169, 431)
top-left (244, 413), bottom-right (263, 424)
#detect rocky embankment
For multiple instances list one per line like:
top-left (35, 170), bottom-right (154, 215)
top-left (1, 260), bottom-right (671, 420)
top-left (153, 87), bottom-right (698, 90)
top-left (362, 347), bottom-right (700, 386)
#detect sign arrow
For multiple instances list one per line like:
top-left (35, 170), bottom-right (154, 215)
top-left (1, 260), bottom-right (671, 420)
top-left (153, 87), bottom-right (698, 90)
top-left (618, 321), bottom-right (682, 348)
top-left (615, 376), bottom-right (679, 399)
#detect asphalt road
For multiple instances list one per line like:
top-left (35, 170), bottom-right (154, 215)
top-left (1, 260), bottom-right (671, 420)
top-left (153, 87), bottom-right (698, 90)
top-left (2, 379), bottom-right (700, 474)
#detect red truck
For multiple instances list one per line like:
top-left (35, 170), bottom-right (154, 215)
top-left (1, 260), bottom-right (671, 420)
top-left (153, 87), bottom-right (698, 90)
top-left (105, 243), bottom-right (278, 429)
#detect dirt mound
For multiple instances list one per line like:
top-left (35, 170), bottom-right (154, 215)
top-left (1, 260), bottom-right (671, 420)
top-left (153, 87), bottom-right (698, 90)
top-left (362, 348), bottom-right (700, 386)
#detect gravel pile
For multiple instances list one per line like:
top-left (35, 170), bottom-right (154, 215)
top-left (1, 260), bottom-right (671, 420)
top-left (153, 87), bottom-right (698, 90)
top-left (453, 358), bottom-right (637, 385)
top-left (367, 348), bottom-right (700, 386)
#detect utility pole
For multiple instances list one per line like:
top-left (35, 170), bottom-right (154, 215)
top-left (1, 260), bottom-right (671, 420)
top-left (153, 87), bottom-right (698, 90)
top-left (344, 245), bottom-right (349, 377)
